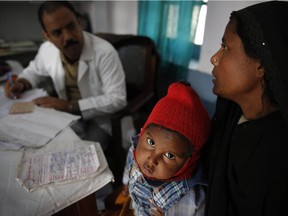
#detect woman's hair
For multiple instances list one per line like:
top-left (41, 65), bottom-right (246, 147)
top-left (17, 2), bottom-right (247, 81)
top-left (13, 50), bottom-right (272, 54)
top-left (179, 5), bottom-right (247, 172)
top-left (38, 1), bottom-right (78, 31)
top-left (230, 11), bottom-right (278, 107)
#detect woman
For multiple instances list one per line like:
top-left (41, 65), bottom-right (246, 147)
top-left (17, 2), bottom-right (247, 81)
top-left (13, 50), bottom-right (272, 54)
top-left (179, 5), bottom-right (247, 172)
top-left (205, 1), bottom-right (288, 215)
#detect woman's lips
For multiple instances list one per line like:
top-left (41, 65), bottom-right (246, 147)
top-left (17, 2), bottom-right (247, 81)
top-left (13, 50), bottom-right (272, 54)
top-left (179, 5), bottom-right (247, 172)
top-left (211, 71), bottom-right (216, 84)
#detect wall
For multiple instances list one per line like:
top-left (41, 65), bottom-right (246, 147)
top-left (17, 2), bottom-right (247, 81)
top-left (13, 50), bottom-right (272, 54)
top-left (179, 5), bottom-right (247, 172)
top-left (0, 2), bottom-right (42, 41)
top-left (0, 1), bottom-right (137, 42)
top-left (78, 1), bottom-right (137, 34)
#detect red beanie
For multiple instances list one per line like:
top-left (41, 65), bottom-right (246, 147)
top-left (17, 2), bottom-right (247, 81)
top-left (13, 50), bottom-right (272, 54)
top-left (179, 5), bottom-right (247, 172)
top-left (139, 81), bottom-right (210, 181)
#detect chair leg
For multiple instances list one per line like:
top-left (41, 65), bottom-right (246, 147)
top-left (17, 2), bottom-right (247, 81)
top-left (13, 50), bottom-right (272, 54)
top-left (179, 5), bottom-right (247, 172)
top-left (110, 146), bottom-right (126, 188)
top-left (108, 121), bottom-right (127, 188)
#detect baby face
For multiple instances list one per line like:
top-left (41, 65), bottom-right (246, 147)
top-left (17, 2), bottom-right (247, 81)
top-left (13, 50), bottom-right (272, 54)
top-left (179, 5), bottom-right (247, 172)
top-left (135, 125), bottom-right (191, 180)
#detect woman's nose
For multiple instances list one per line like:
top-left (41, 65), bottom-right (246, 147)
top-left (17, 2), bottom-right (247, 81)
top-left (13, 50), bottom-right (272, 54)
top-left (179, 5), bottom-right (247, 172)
top-left (210, 55), bottom-right (218, 65)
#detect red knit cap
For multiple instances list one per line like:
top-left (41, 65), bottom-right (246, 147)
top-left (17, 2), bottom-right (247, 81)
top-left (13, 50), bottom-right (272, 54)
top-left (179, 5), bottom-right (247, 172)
top-left (139, 81), bottom-right (210, 181)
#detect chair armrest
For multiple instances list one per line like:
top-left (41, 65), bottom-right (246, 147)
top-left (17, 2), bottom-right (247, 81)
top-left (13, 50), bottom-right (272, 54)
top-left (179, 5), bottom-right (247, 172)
top-left (109, 91), bottom-right (155, 187)
top-left (110, 90), bottom-right (155, 150)
top-left (111, 90), bottom-right (155, 123)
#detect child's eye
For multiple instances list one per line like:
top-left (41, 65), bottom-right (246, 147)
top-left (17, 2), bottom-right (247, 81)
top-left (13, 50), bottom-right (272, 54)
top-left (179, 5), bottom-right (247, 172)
top-left (146, 138), bottom-right (155, 147)
top-left (164, 152), bottom-right (175, 160)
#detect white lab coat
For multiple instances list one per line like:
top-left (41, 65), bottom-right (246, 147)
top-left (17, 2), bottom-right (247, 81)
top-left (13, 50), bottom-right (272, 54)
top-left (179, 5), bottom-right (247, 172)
top-left (19, 31), bottom-right (127, 135)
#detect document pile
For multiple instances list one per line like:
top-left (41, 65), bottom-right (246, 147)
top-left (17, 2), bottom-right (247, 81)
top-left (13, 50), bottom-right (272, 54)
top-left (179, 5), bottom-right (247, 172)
top-left (0, 106), bottom-right (80, 148)
top-left (17, 143), bottom-right (100, 192)
top-left (0, 88), bottom-right (47, 118)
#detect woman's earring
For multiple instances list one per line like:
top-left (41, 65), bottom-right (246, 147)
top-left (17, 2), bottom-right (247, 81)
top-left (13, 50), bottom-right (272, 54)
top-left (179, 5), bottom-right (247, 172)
top-left (212, 58), bottom-right (217, 63)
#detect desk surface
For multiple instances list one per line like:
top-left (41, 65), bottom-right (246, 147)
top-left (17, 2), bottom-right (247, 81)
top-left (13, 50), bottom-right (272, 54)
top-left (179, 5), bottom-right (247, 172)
top-left (0, 89), bottom-right (114, 215)
top-left (0, 128), bottom-right (113, 216)
top-left (0, 127), bottom-right (114, 216)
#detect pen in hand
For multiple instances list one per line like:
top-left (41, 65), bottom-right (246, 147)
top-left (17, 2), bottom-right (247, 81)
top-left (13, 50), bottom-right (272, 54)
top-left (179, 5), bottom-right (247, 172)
top-left (7, 72), bottom-right (17, 100)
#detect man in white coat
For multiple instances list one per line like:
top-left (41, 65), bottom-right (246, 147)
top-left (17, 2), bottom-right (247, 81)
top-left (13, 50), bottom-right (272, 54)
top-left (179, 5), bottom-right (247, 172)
top-left (5, 1), bottom-right (127, 150)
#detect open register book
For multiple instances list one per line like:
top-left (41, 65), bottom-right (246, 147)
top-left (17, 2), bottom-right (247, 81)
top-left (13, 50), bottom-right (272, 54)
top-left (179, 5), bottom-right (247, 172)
top-left (16, 140), bottom-right (112, 192)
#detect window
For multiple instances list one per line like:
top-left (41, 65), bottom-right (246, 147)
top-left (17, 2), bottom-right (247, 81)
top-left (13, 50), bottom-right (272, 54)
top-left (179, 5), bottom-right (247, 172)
top-left (194, 4), bottom-right (207, 45)
top-left (166, 4), bottom-right (179, 39)
top-left (138, 0), bottom-right (208, 68)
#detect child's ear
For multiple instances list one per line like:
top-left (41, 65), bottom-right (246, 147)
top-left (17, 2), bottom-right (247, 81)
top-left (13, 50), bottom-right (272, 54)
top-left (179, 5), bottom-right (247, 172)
top-left (42, 31), bottom-right (50, 42)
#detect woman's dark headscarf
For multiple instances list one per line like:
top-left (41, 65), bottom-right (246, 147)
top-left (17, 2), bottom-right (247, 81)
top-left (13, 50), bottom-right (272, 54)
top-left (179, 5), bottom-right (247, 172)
top-left (231, 1), bottom-right (288, 123)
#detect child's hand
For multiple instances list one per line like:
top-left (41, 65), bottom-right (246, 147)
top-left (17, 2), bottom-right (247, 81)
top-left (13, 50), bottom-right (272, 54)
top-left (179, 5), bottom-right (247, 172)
top-left (121, 184), bottom-right (129, 196)
top-left (114, 185), bottom-right (130, 206)
top-left (149, 207), bottom-right (164, 216)
top-left (149, 200), bottom-right (164, 216)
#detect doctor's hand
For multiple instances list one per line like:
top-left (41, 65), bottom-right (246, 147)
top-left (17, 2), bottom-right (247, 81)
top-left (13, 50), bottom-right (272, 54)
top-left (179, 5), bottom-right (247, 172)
top-left (4, 78), bottom-right (32, 99)
top-left (33, 96), bottom-right (70, 113)
top-left (4, 80), bottom-right (25, 99)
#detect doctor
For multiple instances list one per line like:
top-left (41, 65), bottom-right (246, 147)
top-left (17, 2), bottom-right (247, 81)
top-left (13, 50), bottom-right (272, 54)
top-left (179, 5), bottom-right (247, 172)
top-left (5, 1), bottom-right (127, 148)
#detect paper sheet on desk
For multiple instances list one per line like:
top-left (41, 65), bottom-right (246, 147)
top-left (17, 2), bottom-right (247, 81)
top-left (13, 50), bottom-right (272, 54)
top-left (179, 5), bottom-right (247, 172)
top-left (0, 88), bottom-right (47, 118)
top-left (17, 144), bottom-right (100, 192)
top-left (0, 106), bottom-right (80, 148)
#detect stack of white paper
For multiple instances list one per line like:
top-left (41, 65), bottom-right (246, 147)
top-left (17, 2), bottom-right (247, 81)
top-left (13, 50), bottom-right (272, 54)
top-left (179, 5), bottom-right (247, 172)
top-left (0, 88), bottom-right (47, 118)
top-left (0, 106), bottom-right (80, 148)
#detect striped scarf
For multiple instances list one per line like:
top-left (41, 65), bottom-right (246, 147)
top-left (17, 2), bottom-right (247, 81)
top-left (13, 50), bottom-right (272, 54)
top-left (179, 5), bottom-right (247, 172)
top-left (129, 160), bottom-right (197, 216)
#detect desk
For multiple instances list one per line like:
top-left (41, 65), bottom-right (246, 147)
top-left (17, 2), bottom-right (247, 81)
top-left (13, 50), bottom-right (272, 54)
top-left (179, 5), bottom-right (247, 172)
top-left (0, 91), bottom-right (114, 215)
top-left (0, 127), bottom-right (114, 216)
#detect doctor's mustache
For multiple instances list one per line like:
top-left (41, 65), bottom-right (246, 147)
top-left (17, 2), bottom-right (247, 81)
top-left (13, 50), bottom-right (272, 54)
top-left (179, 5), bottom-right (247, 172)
top-left (64, 40), bottom-right (79, 48)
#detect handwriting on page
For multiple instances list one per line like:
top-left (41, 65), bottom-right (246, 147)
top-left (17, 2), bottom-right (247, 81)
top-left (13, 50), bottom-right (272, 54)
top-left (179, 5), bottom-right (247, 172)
top-left (17, 144), bottom-right (100, 191)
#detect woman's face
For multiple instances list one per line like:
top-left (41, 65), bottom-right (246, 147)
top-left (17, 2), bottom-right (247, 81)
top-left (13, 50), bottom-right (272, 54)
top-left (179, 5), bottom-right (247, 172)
top-left (135, 126), bottom-right (191, 180)
top-left (210, 19), bottom-right (264, 104)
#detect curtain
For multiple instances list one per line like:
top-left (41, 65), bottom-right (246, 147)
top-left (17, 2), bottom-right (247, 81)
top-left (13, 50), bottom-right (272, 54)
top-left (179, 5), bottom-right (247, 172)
top-left (138, 0), bottom-right (204, 68)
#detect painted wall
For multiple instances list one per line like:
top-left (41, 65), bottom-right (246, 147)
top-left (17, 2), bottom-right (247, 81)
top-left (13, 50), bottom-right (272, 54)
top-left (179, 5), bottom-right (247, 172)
top-left (78, 1), bottom-right (138, 34)
top-left (0, 2), bottom-right (42, 41)
top-left (0, 1), bottom-right (137, 41)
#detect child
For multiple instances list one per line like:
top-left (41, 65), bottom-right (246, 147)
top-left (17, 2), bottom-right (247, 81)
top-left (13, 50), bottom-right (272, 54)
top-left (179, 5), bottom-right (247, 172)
top-left (121, 81), bottom-right (210, 215)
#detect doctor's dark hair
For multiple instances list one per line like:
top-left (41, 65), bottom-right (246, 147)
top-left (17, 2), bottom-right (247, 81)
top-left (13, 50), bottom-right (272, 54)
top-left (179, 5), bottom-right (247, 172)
top-left (230, 11), bottom-right (278, 107)
top-left (38, 1), bottom-right (79, 31)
